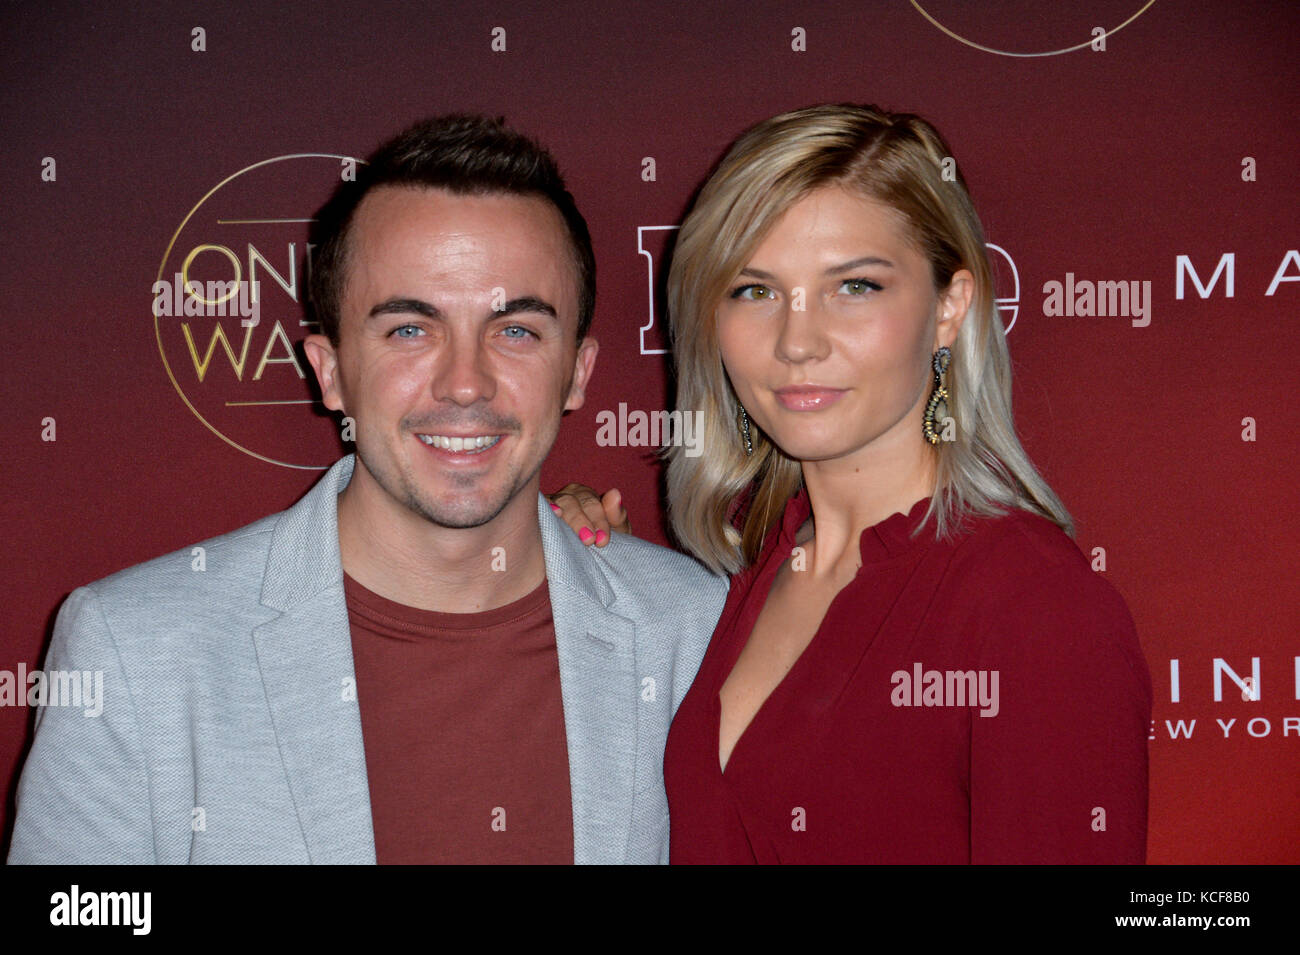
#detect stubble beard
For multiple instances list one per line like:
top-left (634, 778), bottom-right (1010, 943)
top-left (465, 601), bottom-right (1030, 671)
top-left (396, 459), bottom-right (525, 529)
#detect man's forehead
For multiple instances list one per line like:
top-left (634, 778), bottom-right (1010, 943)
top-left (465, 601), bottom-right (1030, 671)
top-left (339, 185), bottom-right (580, 317)
top-left (345, 186), bottom-right (572, 281)
top-left (351, 184), bottom-right (565, 243)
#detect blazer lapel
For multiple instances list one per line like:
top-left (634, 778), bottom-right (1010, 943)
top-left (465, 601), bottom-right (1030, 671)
top-left (538, 496), bottom-right (639, 865)
top-left (248, 468), bottom-right (641, 866)
top-left (253, 456), bottom-right (376, 864)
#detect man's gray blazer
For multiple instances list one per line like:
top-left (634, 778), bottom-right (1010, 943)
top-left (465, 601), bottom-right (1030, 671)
top-left (7, 455), bottom-right (727, 864)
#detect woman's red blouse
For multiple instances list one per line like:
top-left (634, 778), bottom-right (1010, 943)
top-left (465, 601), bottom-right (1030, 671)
top-left (664, 489), bottom-right (1152, 863)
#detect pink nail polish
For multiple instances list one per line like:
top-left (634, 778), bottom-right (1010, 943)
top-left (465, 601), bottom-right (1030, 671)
top-left (595, 530), bottom-right (608, 545)
top-left (578, 527), bottom-right (594, 543)
top-left (549, 501), bottom-right (561, 512)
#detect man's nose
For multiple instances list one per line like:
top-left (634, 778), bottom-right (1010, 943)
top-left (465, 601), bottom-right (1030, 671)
top-left (431, 332), bottom-right (497, 406)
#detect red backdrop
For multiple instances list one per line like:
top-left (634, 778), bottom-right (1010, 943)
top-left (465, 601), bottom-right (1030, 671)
top-left (1, 0), bottom-right (1295, 862)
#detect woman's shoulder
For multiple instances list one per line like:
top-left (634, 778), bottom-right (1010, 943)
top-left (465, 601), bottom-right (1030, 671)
top-left (946, 502), bottom-right (1093, 588)
top-left (942, 504), bottom-right (1151, 703)
top-left (939, 502), bottom-right (1135, 629)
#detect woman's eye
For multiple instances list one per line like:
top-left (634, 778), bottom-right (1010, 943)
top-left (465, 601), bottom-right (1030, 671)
top-left (841, 278), bottom-right (882, 296)
top-left (731, 284), bottom-right (775, 301)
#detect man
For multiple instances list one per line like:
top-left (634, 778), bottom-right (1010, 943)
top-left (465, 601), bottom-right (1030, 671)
top-left (8, 115), bottom-right (727, 864)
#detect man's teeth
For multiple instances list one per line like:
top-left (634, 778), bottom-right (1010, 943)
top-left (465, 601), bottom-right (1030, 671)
top-left (417, 434), bottom-right (502, 452)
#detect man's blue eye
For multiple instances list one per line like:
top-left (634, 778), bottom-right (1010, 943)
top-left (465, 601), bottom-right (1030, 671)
top-left (392, 324), bottom-right (422, 338)
top-left (501, 325), bottom-right (534, 339)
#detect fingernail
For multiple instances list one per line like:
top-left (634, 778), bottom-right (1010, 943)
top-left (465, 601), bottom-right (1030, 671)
top-left (578, 527), bottom-right (594, 543)
top-left (549, 501), bottom-right (561, 513)
top-left (595, 529), bottom-right (608, 545)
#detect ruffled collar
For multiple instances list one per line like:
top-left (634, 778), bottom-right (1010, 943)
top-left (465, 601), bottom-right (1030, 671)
top-left (776, 486), bottom-right (934, 566)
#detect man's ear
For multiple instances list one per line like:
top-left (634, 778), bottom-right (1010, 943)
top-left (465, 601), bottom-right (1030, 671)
top-left (936, 269), bottom-right (974, 350)
top-left (304, 333), bottom-right (346, 413)
top-left (563, 336), bottom-right (599, 412)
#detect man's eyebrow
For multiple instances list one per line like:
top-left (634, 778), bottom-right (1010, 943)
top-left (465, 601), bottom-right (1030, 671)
top-left (495, 296), bottom-right (558, 319)
top-left (367, 298), bottom-right (440, 319)
top-left (738, 256), bottom-right (896, 281)
top-left (365, 296), bottom-right (559, 321)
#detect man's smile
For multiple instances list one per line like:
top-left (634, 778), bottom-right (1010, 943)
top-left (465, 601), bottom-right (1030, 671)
top-left (413, 431), bottom-right (508, 462)
top-left (415, 433), bottom-right (504, 453)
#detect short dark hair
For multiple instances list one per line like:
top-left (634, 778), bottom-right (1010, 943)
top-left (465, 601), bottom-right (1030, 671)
top-left (309, 114), bottom-right (596, 345)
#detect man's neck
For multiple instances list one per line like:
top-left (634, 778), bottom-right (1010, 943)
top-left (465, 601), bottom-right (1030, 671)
top-left (335, 468), bottom-right (547, 614)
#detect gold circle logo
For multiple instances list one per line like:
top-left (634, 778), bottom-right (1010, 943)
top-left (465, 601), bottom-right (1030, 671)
top-left (909, 1), bottom-right (1156, 57)
top-left (155, 154), bottom-right (355, 469)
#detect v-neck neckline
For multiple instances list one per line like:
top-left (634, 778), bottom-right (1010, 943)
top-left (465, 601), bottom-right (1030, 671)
top-left (713, 489), bottom-right (934, 777)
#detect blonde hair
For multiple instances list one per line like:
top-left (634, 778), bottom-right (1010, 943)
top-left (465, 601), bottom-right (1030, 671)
top-left (664, 103), bottom-right (1073, 575)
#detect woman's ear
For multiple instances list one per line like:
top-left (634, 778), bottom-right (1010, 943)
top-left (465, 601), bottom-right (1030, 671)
top-left (936, 269), bottom-right (975, 349)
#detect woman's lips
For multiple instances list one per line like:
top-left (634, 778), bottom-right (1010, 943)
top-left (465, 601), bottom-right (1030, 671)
top-left (773, 387), bottom-right (847, 411)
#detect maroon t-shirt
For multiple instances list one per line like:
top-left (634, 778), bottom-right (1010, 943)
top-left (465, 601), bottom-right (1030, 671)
top-left (664, 488), bottom-right (1152, 863)
top-left (344, 573), bottom-right (573, 864)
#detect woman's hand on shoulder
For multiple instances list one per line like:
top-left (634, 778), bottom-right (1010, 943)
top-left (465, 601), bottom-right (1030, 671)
top-left (546, 483), bottom-right (632, 546)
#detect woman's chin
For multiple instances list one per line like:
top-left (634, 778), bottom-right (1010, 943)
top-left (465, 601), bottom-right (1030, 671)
top-left (765, 435), bottom-right (857, 465)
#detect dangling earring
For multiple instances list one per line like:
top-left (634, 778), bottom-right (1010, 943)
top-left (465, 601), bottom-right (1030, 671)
top-left (738, 404), bottom-right (754, 456)
top-left (923, 346), bottom-right (951, 446)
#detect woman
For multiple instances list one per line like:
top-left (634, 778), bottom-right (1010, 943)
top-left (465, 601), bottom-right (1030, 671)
top-left (554, 103), bottom-right (1151, 863)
